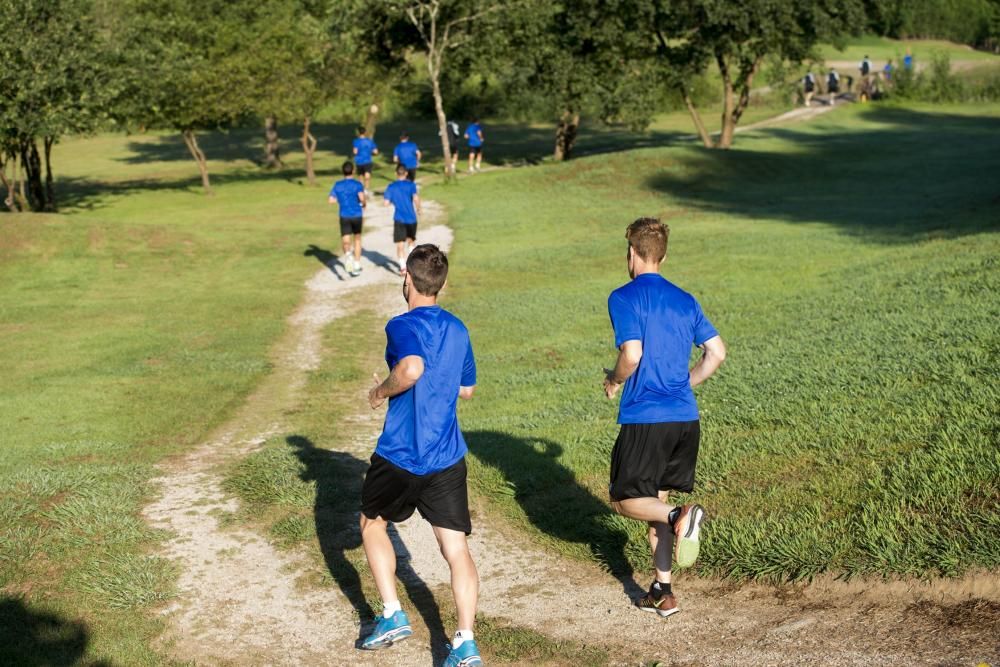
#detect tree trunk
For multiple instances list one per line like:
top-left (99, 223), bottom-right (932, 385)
top-left (716, 53), bottom-right (736, 149)
top-left (717, 55), bottom-right (762, 149)
top-left (263, 115), bottom-right (282, 169)
top-left (301, 117), bottom-right (318, 186)
top-left (182, 129), bottom-right (212, 193)
top-left (680, 85), bottom-right (713, 148)
top-left (19, 138), bottom-right (48, 211)
top-left (1, 153), bottom-right (19, 212)
top-left (428, 61), bottom-right (453, 178)
top-left (364, 102), bottom-right (380, 139)
top-left (553, 109), bottom-right (580, 161)
top-left (15, 151), bottom-right (27, 210)
top-left (43, 136), bottom-right (56, 211)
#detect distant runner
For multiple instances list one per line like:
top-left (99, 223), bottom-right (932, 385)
top-left (383, 164), bottom-right (421, 272)
top-left (603, 217), bottom-right (726, 618)
top-left (392, 132), bottom-right (422, 181)
top-left (803, 71), bottom-right (817, 107)
top-left (464, 119), bottom-right (484, 173)
top-left (360, 244), bottom-right (483, 667)
top-left (444, 120), bottom-right (461, 173)
top-left (827, 68), bottom-right (840, 105)
top-left (328, 161), bottom-right (366, 277)
top-left (352, 126), bottom-right (379, 195)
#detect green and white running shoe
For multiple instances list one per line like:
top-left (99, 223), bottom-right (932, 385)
top-left (673, 504), bottom-right (705, 569)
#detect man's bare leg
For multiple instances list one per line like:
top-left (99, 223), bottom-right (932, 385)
top-left (468, 151), bottom-right (475, 172)
top-left (396, 241), bottom-right (406, 271)
top-left (433, 525), bottom-right (479, 632)
top-left (360, 515), bottom-right (398, 607)
top-left (342, 234), bottom-right (353, 260)
top-left (613, 493), bottom-right (676, 583)
top-left (353, 234), bottom-right (363, 265)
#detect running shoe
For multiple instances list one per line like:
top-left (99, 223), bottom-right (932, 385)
top-left (443, 639), bottom-right (483, 666)
top-left (361, 610), bottom-right (412, 650)
top-left (637, 587), bottom-right (679, 618)
top-left (354, 257), bottom-right (363, 273)
top-left (673, 504), bottom-right (705, 569)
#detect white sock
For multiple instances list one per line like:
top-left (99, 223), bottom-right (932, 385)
top-left (452, 629), bottom-right (474, 649)
top-left (382, 600), bottom-right (401, 619)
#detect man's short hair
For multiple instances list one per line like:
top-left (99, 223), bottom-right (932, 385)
top-left (357, 125), bottom-right (367, 135)
top-left (342, 161), bottom-right (355, 176)
top-left (407, 244), bottom-right (448, 296)
top-left (400, 131), bottom-right (409, 140)
top-left (395, 163), bottom-right (408, 176)
top-left (626, 217), bottom-right (669, 263)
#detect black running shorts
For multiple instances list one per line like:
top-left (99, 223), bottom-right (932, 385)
top-left (405, 168), bottom-right (417, 181)
top-left (469, 146), bottom-right (482, 156)
top-left (362, 453), bottom-right (472, 534)
top-left (356, 163), bottom-right (373, 175)
top-left (339, 216), bottom-right (363, 236)
top-left (393, 222), bottom-right (417, 243)
top-left (609, 421), bottom-right (700, 501)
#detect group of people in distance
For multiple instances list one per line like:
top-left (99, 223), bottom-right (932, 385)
top-left (802, 50), bottom-right (913, 107)
top-left (325, 188), bottom-right (727, 662)
top-left (328, 121), bottom-right (486, 277)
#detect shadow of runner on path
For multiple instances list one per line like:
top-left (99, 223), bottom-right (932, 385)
top-left (0, 597), bottom-right (111, 666)
top-left (303, 244), bottom-right (347, 281)
top-left (288, 436), bottom-right (449, 664)
top-left (465, 430), bottom-right (646, 600)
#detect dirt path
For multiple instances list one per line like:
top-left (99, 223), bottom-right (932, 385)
top-left (144, 169), bottom-right (999, 666)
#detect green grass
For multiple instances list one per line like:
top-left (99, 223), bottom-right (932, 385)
top-left (420, 102), bottom-right (1000, 583)
top-left (2, 95), bottom-right (998, 664)
top-left (0, 133), bottom-right (347, 664)
top-left (818, 35), bottom-right (1000, 63)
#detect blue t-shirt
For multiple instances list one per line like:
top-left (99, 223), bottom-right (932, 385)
top-left (393, 140), bottom-right (420, 169)
top-left (353, 137), bottom-right (377, 165)
top-left (465, 123), bottom-right (483, 147)
top-left (331, 178), bottom-right (364, 218)
top-left (608, 273), bottom-right (719, 424)
top-left (375, 306), bottom-right (477, 475)
top-left (384, 180), bottom-right (418, 224)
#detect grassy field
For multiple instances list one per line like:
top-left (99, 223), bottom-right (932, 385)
top-left (422, 103), bottom-right (1000, 582)
top-left (2, 106), bottom-right (752, 663)
top-left (819, 35), bottom-right (1000, 63)
top-left (2, 94), bottom-right (998, 664)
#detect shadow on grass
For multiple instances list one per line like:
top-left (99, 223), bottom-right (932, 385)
top-left (0, 597), bottom-right (110, 666)
top-left (464, 431), bottom-right (645, 599)
top-left (303, 244), bottom-right (347, 281)
top-left (644, 106), bottom-right (1000, 243)
top-left (287, 436), bottom-right (449, 663)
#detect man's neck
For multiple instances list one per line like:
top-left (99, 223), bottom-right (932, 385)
top-left (407, 295), bottom-right (437, 311)
top-left (632, 262), bottom-right (661, 278)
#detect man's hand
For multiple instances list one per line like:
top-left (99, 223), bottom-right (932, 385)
top-left (369, 373), bottom-right (386, 409)
top-left (603, 368), bottom-right (621, 399)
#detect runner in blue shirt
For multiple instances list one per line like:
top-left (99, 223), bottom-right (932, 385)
top-left (392, 132), bottom-right (422, 181)
top-left (603, 217), bottom-right (726, 618)
top-left (360, 244), bottom-right (483, 667)
top-left (383, 164), bottom-right (421, 273)
top-left (327, 161), bottom-right (367, 277)
top-left (352, 126), bottom-right (379, 195)
top-left (464, 119), bottom-right (484, 173)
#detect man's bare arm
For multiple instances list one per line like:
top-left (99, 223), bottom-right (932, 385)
top-left (689, 335), bottom-right (726, 388)
top-left (459, 385), bottom-right (475, 400)
top-left (413, 194), bottom-right (422, 215)
top-left (369, 355), bottom-right (424, 408)
top-left (603, 339), bottom-right (642, 399)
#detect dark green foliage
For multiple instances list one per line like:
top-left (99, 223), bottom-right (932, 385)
top-left (0, 0), bottom-right (109, 211)
top-left (865, 0), bottom-right (1000, 50)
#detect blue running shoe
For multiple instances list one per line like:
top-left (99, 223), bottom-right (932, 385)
top-left (443, 639), bottom-right (483, 666)
top-left (361, 610), bottom-right (412, 650)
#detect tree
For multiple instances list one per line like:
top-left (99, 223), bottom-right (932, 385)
top-left (115, 0), bottom-right (270, 193)
top-left (247, 1), bottom-right (331, 180)
top-left (0, 0), bottom-right (108, 212)
top-left (646, 0), bottom-right (864, 148)
top-left (395, 0), bottom-right (505, 177)
top-left (501, 0), bottom-right (659, 160)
